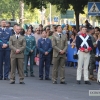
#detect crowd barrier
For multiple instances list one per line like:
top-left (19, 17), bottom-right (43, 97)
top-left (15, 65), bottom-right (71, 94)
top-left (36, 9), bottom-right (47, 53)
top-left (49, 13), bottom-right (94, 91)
top-left (66, 45), bottom-right (77, 68)
top-left (67, 44), bottom-right (99, 71)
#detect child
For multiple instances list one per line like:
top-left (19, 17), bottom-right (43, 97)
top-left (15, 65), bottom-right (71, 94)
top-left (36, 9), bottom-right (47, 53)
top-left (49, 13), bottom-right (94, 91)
top-left (34, 54), bottom-right (39, 66)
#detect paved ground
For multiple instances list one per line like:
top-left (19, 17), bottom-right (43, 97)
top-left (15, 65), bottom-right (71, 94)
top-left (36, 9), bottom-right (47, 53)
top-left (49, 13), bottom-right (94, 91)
top-left (0, 66), bottom-right (100, 100)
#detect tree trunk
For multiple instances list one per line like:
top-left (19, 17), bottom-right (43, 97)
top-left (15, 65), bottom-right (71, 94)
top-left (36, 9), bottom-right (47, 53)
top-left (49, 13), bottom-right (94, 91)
top-left (19, 0), bottom-right (24, 27)
top-left (75, 11), bottom-right (79, 32)
top-left (12, 11), bottom-right (15, 20)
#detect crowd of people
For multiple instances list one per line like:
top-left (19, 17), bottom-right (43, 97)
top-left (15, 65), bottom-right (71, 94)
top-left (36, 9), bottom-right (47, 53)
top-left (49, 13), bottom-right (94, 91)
top-left (0, 19), bottom-right (100, 85)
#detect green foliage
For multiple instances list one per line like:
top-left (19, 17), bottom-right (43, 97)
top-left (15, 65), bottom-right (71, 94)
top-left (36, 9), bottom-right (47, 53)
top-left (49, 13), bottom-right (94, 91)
top-left (45, 4), bottom-right (60, 19)
top-left (0, 0), bottom-right (20, 19)
top-left (24, 0), bottom-right (48, 10)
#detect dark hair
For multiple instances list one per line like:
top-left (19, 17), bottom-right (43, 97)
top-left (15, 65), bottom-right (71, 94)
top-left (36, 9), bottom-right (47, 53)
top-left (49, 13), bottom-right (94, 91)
top-left (42, 30), bottom-right (47, 34)
top-left (14, 23), bottom-right (19, 26)
top-left (85, 20), bottom-right (89, 23)
top-left (95, 27), bottom-right (99, 31)
top-left (56, 25), bottom-right (61, 29)
top-left (71, 33), bottom-right (76, 37)
top-left (72, 26), bottom-right (76, 30)
top-left (49, 31), bottom-right (53, 36)
top-left (20, 28), bottom-right (25, 36)
top-left (27, 28), bottom-right (32, 32)
top-left (39, 24), bottom-right (43, 27)
top-left (27, 27), bottom-right (34, 33)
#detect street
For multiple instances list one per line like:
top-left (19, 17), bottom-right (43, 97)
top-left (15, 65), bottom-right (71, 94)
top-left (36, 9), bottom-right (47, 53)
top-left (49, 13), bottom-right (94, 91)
top-left (0, 66), bottom-right (100, 100)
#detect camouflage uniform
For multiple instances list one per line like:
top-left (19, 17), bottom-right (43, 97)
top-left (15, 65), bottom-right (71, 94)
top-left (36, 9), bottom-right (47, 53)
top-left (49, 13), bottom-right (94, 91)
top-left (89, 35), bottom-right (96, 80)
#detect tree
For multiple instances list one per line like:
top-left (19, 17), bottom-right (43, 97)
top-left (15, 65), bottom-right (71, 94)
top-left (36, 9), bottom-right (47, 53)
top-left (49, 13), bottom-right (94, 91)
top-left (48, 0), bottom-right (89, 31)
top-left (24, 0), bottom-right (88, 30)
top-left (24, 0), bottom-right (100, 30)
top-left (45, 4), bottom-right (60, 21)
top-left (0, 0), bottom-right (20, 20)
top-left (24, 0), bottom-right (48, 10)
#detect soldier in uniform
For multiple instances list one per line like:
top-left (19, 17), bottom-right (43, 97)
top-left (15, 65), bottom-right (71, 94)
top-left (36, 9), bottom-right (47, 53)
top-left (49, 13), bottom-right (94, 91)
top-left (24, 28), bottom-right (36, 77)
top-left (52, 25), bottom-right (68, 84)
top-left (38, 31), bottom-right (52, 80)
top-left (76, 26), bottom-right (93, 85)
top-left (0, 19), bottom-right (12, 80)
top-left (87, 28), bottom-right (97, 81)
top-left (9, 26), bottom-right (26, 84)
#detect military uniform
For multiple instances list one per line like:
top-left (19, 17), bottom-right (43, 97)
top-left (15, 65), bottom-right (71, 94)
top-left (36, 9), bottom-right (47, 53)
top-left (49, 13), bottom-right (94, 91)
top-left (38, 38), bottom-right (52, 79)
top-left (76, 33), bottom-right (93, 84)
top-left (0, 28), bottom-right (12, 79)
top-left (52, 33), bottom-right (67, 83)
top-left (9, 35), bottom-right (26, 83)
top-left (89, 35), bottom-right (96, 80)
top-left (24, 35), bottom-right (36, 76)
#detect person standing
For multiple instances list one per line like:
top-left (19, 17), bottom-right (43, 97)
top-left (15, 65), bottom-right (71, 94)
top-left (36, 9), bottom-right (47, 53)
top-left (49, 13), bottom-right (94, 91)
top-left (11, 24), bottom-right (19, 35)
top-left (9, 26), bottom-right (26, 84)
top-left (0, 20), bottom-right (12, 80)
top-left (24, 28), bottom-right (36, 77)
top-left (97, 34), bottom-right (100, 85)
top-left (76, 26), bottom-right (93, 85)
top-left (52, 25), bottom-right (68, 84)
top-left (38, 31), bottom-right (52, 80)
top-left (33, 28), bottom-right (42, 57)
top-left (87, 28), bottom-right (97, 81)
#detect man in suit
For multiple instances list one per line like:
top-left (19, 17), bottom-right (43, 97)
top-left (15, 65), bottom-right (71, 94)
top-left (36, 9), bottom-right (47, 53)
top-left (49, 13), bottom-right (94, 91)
top-left (0, 19), bottom-right (12, 80)
top-left (52, 25), bottom-right (68, 84)
top-left (38, 31), bottom-right (52, 80)
top-left (9, 25), bottom-right (26, 84)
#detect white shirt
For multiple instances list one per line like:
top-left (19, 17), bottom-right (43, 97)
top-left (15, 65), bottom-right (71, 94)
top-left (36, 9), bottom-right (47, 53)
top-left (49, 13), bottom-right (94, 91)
top-left (15, 34), bottom-right (20, 38)
top-left (57, 33), bottom-right (62, 38)
top-left (27, 35), bottom-right (31, 37)
top-left (2, 28), bottom-right (6, 31)
top-left (43, 38), bottom-right (46, 41)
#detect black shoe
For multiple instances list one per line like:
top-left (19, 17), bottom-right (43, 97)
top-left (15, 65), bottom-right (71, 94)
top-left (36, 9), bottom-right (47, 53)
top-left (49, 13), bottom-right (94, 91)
top-left (77, 81), bottom-right (81, 84)
top-left (25, 74), bottom-right (28, 77)
top-left (53, 81), bottom-right (57, 84)
top-left (30, 74), bottom-right (35, 77)
top-left (85, 81), bottom-right (91, 85)
top-left (10, 81), bottom-right (15, 84)
top-left (4, 78), bottom-right (10, 80)
top-left (60, 81), bottom-right (66, 84)
top-left (19, 82), bottom-right (25, 84)
top-left (45, 78), bottom-right (51, 80)
top-left (39, 78), bottom-right (43, 80)
top-left (0, 78), bottom-right (2, 80)
top-left (98, 81), bottom-right (100, 85)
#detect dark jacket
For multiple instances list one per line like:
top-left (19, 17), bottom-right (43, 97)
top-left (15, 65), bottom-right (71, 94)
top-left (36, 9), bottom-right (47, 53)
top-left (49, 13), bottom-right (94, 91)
top-left (38, 38), bottom-right (52, 58)
top-left (76, 34), bottom-right (93, 51)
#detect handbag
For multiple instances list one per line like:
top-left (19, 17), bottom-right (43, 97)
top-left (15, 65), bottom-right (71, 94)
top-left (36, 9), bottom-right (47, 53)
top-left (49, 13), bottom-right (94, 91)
top-left (73, 54), bottom-right (78, 59)
top-left (73, 49), bottom-right (78, 59)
